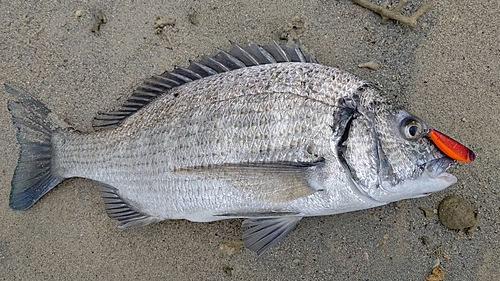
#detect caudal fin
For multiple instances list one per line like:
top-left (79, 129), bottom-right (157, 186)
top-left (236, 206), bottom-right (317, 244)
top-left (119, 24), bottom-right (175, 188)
top-left (5, 83), bottom-right (69, 210)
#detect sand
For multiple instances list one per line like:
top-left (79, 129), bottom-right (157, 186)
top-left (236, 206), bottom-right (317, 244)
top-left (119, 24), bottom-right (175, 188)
top-left (1, 0), bottom-right (498, 280)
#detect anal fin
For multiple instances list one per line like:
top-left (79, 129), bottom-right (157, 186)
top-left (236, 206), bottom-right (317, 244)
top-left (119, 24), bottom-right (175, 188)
top-left (242, 216), bottom-right (302, 255)
top-left (98, 183), bottom-right (157, 228)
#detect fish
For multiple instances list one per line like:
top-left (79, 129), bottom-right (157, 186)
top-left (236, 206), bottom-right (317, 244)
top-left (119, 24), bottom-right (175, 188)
top-left (5, 41), bottom-right (475, 255)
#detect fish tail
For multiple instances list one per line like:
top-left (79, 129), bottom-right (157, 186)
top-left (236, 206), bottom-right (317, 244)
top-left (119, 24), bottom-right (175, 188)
top-left (5, 83), bottom-right (69, 210)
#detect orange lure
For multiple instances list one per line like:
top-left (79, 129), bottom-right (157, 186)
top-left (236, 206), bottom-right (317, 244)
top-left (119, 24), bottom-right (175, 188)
top-left (428, 129), bottom-right (475, 162)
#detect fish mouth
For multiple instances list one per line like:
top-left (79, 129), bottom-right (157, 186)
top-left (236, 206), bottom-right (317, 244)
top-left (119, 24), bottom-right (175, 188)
top-left (408, 157), bottom-right (458, 198)
top-left (423, 156), bottom-right (457, 180)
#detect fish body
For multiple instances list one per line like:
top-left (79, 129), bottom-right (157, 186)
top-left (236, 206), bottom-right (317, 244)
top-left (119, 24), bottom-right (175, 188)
top-left (57, 62), bottom-right (384, 221)
top-left (6, 42), bottom-right (470, 254)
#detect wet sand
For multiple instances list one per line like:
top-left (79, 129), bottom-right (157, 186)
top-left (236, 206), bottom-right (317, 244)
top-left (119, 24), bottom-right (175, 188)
top-left (1, 1), bottom-right (498, 280)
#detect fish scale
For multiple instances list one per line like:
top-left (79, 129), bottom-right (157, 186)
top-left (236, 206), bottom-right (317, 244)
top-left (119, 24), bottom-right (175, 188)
top-left (5, 41), bottom-right (473, 255)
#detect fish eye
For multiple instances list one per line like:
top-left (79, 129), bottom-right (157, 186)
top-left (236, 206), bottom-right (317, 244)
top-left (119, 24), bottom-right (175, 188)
top-left (400, 118), bottom-right (424, 140)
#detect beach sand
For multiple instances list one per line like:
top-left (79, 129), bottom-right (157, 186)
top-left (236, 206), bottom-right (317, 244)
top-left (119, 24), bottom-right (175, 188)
top-left (1, 1), bottom-right (498, 280)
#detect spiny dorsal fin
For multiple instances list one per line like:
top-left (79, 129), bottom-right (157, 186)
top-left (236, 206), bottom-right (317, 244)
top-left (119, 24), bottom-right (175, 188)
top-left (92, 41), bottom-right (317, 130)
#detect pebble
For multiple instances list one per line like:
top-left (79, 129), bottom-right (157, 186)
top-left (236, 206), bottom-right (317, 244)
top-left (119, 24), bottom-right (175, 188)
top-left (438, 194), bottom-right (480, 235)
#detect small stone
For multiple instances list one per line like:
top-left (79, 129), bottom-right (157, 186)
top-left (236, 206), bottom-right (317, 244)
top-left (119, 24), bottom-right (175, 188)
top-left (443, 252), bottom-right (451, 260)
top-left (425, 266), bottom-right (445, 281)
top-left (75, 10), bottom-right (83, 18)
top-left (438, 194), bottom-right (480, 235)
top-left (222, 266), bottom-right (233, 277)
top-left (419, 206), bottom-right (436, 218)
top-left (420, 236), bottom-right (432, 245)
top-left (291, 258), bottom-right (302, 266)
top-left (358, 61), bottom-right (380, 70)
top-left (188, 8), bottom-right (200, 25)
top-left (154, 16), bottom-right (175, 29)
top-left (433, 245), bottom-right (442, 256)
top-left (363, 252), bottom-right (369, 260)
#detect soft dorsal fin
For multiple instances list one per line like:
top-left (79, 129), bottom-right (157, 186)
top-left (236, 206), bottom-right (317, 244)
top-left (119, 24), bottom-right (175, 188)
top-left (92, 41), bottom-right (317, 130)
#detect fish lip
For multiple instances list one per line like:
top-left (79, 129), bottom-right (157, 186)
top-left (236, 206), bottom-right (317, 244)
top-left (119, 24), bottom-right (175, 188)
top-left (423, 156), bottom-right (456, 179)
top-left (406, 157), bottom-right (457, 199)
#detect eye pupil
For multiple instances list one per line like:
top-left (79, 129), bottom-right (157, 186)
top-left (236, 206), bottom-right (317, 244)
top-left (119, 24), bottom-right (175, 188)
top-left (409, 125), bottom-right (418, 136)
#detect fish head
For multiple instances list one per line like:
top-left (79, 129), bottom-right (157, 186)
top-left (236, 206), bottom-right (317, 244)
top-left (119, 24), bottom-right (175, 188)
top-left (339, 104), bottom-right (462, 203)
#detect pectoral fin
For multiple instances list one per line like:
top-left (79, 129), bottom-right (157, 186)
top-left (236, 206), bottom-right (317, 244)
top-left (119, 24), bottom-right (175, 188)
top-left (242, 216), bottom-right (303, 255)
top-left (177, 160), bottom-right (324, 202)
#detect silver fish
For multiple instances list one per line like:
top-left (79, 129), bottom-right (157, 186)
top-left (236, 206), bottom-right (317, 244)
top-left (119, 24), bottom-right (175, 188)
top-left (6, 41), bottom-right (474, 254)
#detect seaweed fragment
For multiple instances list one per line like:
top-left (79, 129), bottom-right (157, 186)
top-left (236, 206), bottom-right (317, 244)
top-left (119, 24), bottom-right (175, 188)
top-left (352, 0), bottom-right (434, 29)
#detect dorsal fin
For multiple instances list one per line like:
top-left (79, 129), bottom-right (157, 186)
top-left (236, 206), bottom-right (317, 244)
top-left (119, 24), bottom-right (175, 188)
top-left (92, 40), bottom-right (317, 130)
